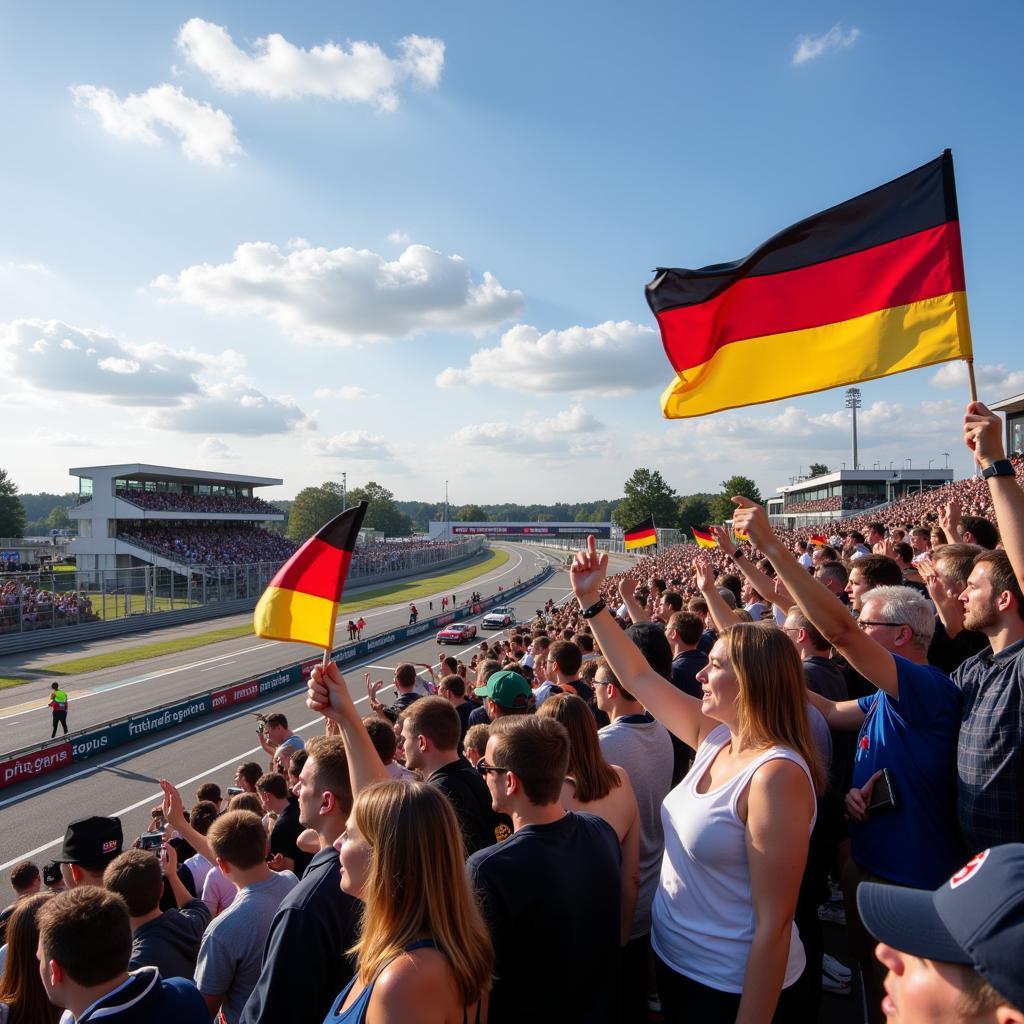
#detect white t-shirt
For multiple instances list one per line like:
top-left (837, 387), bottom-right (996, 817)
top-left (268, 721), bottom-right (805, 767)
top-left (651, 725), bottom-right (815, 993)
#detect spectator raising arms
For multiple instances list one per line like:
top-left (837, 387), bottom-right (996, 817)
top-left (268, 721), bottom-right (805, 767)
top-left (308, 661), bottom-right (493, 1024)
top-left (571, 535), bottom-right (823, 1024)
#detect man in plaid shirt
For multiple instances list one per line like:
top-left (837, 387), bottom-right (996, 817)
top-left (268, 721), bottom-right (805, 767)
top-left (953, 402), bottom-right (1024, 852)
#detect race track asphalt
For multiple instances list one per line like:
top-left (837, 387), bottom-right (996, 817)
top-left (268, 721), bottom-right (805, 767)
top-left (0, 544), bottom-right (865, 1024)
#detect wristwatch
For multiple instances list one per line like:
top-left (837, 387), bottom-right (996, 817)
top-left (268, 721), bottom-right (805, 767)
top-left (981, 459), bottom-right (1015, 480)
top-left (580, 598), bottom-right (606, 619)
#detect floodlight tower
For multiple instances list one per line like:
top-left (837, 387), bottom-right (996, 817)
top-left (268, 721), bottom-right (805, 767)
top-left (845, 387), bottom-right (862, 470)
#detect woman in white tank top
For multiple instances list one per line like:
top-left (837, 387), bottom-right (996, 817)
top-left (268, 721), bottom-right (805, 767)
top-left (571, 538), bottom-right (824, 1023)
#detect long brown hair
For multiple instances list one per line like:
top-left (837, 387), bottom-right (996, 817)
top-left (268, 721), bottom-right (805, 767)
top-left (536, 693), bottom-right (620, 803)
top-left (350, 780), bottom-right (492, 1006)
top-left (723, 623), bottom-right (826, 793)
top-left (0, 893), bottom-right (60, 1024)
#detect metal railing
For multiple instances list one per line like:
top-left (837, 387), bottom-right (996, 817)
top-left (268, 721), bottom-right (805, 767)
top-left (0, 538), bottom-right (486, 636)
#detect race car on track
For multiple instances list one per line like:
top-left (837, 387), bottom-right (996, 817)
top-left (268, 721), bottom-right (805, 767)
top-left (436, 622), bottom-right (478, 644)
top-left (481, 606), bottom-right (516, 629)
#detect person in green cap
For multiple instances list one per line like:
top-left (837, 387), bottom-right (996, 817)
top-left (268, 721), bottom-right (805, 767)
top-left (49, 682), bottom-right (69, 737)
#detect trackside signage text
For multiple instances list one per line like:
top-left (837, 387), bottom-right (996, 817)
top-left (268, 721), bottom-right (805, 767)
top-left (1, 743), bottom-right (72, 785)
top-left (0, 566), bottom-right (554, 789)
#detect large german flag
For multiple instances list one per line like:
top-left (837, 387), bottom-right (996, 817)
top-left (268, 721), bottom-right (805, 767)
top-left (254, 502), bottom-right (368, 649)
top-left (647, 152), bottom-right (972, 418)
top-left (624, 517), bottom-right (658, 550)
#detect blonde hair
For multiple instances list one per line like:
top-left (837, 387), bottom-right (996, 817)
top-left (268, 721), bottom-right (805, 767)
top-left (722, 623), bottom-right (826, 793)
top-left (350, 780), bottom-right (492, 1005)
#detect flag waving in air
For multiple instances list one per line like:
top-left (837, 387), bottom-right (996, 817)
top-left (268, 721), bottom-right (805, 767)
top-left (647, 151), bottom-right (972, 418)
top-left (624, 517), bottom-right (657, 550)
top-left (254, 502), bottom-right (368, 649)
top-left (692, 527), bottom-right (717, 549)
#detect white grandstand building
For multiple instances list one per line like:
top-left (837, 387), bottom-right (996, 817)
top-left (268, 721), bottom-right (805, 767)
top-left (68, 464), bottom-right (284, 576)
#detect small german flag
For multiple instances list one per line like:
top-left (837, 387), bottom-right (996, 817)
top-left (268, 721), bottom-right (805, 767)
top-left (734, 528), bottom-right (749, 541)
top-left (809, 534), bottom-right (829, 547)
top-left (692, 527), bottom-right (717, 549)
top-left (624, 517), bottom-right (658, 550)
top-left (648, 152), bottom-right (972, 418)
top-left (254, 502), bottom-right (368, 649)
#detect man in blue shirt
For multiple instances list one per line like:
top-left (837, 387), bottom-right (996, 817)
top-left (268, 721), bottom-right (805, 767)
top-left (732, 499), bottom-right (963, 1024)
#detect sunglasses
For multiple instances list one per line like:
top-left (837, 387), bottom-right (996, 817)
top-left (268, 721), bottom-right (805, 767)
top-left (475, 759), bottom-right (512, 777)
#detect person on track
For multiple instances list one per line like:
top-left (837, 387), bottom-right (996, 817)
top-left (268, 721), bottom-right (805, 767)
top-left (48, 683), bottom-right (68, 738)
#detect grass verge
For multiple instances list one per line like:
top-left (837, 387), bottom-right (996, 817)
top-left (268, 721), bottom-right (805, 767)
top-left (0, 677), bottom-right (33, 690)
top-left (34, 548), bottom-right (511, 679)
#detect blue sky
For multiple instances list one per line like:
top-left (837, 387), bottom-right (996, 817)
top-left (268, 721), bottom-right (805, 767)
top-left (2, 2), bottom-right (1021, 507)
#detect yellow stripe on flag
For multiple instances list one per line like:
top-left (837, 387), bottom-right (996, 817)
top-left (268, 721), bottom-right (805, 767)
top-left (694, 535), bottom-right (717, 549)
top-left (661, 292), bottom-right (969, 419)
top-left (253, 586), bottom-right (339, 649)
top-left (625, 534), bottom-right (658, 550)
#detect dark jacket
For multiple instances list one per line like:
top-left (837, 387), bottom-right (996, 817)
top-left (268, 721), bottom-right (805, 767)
top-left (131, 899), bottom-right (210, 980)
top-left (74, 967), bottom-right (207, 1024)
top-left (240, 846), bottom-right (359, 1024)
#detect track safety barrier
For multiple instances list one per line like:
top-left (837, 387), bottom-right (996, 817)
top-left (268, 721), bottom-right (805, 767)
top-left (0, 566), bottom-right (554, 789)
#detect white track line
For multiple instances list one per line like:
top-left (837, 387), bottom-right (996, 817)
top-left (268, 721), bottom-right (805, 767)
top-left (0, 544), bottom-right (529, 723)
top-left (0, 572), bottom-right (567, 870)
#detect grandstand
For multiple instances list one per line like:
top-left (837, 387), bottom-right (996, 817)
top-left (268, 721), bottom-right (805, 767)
top-left (767, 466), bottom-right (953, 530)
top-left (68, 464), bottom-right (289, 579)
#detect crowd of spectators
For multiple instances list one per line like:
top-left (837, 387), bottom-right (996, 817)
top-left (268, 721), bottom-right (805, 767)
top-left (349, 538), bottom-right (464, 575)
top-left (118, 524), bottom-right (298, 567)
top-left (0, 579), bottom-right (98, 634)
top-left (116, 489), bottom-right (281, 516)
top-left (3, 401), bottom-right (1023, 1024)
top-left (784, 495), bottom-right (885, 514)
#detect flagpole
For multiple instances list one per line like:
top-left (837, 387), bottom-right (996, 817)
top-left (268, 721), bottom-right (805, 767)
top-left (966, 358), bottom-right (978, 403)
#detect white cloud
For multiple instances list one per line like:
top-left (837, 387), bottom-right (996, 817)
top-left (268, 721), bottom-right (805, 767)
top-left (657, 399), bottom-right (962, 458)
top-left (70, 83), bottom-right (242, 166)
top-left (387, 230), bottom-right (411, 245)
top-left (154, 380), bottom-right (315, 435)
top-left (153, 241), bottom-right (524, 344)
top-left (198, 437), bottom-right (237, 459)
top-left (437, 320), bottom-right (664, 395)
top-left (312, 386), bottom-right (371, 400)
top-left (308, 430), bottom-right (393, 459)
top-left (454, 404), bottom-right (608, 456)
top-left (0, 319), bottom-right (233, 404)
top-left (930, 361), bottom-right (1024, 395)
top-left (177, 19), bottom-right (444, 111)
top-left (793, 25), bottom-right (861, 65)
top-left (0, 261), bottom-right (50, 275)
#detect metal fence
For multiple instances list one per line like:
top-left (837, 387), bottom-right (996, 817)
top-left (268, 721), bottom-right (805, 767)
top-left (0, 538), bottom-right (486, 637)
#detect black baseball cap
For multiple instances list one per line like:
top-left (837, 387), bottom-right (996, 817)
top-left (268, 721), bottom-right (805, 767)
top-left (42, 861), bottom-right (63, 886)
top-left (54, 816), bottom-right (123, 871)
top-left (858, 844), bottom-right (1024, 1011)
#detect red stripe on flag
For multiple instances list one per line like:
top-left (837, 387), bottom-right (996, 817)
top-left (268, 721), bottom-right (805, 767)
top-left (269, 540), bottom-right (353, 602)
top-left (658, 222), bottom-right (964, 373)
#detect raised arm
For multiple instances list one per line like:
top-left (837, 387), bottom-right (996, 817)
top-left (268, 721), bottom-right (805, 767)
top-left (571, 536), bottom-right (713, 750)
top-left (711, 527), bottom-right (795, 613)
top-left (693, 554), bottom-right (741, 632)
top-left (617, 575), bottom-right (650, 625)
top-left (918, 555), bottom-right (967, 639)
top-left (159, 780), bottom-right (214, 864)
top-left (965, 400), bottom-right (1024, 591)
top-left (308, 661), bottom-right (390, 794)
top-left (730, 498), bottom-right (900, 699)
